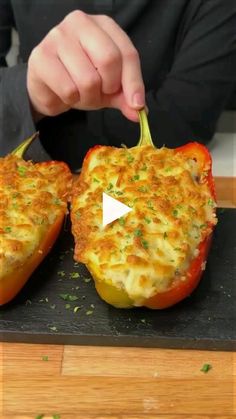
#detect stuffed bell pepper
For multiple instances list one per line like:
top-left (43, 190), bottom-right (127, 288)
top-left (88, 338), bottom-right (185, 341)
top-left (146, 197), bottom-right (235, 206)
top-left (71, 139), bottom-right (217, 309)
top-left (0, 136), bottom-right (72, 305)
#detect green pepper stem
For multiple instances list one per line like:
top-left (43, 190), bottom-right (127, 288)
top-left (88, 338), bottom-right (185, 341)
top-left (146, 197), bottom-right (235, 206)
top-left (11, 132), bottom-right (39, 158)
top-left (137, 109), bottom-right (155, 147)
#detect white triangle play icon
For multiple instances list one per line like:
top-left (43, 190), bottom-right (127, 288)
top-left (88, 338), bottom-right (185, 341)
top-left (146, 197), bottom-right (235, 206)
top-left (102, 192), bottom-right (132, 227)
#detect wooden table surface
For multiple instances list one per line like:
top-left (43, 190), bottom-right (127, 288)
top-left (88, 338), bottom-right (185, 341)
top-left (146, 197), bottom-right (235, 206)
top-left (1, 177), bottom-right (235, 419)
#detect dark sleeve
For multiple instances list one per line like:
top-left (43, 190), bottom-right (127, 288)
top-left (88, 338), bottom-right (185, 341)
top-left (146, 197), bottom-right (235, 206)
top-left (0, 64), bottom-right (37, 156)
top-left (0, 1), bottom-right (37, 156)
top-left (87, 0), bottom-right (236, 148)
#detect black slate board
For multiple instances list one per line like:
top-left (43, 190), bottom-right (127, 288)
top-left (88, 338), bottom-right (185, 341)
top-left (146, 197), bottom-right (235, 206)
top-left (1, 208), bottom-right (235, 351)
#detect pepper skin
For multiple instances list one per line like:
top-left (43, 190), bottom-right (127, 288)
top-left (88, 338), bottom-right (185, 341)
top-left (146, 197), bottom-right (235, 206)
top-left (0, 212), bottom-right (64, 305)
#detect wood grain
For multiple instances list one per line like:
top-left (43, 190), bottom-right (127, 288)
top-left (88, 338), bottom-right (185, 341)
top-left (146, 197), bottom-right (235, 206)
top-left (1, 177), bottom-right (235, 418)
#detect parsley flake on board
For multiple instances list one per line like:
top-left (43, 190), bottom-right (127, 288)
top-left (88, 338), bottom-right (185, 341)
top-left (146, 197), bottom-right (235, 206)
top-left (42, 356), bottom-right (48, 361)
top-left (73, 306), bottom-right (81, 313)
top-left (49, 326), bottom-right (58, 332)
top-left (69, 272), bottom-right (80, 279)
top-left (59, 294), bottom-right (79, 302)
top-left (201, 363), bottom-right (212, 373)
top-left (57, 270), bottom-right (66, 277)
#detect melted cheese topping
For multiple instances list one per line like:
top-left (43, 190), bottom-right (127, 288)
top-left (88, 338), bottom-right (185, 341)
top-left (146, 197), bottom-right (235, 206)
top-left (72, 145), bottom-right (217, 306)
top-left (0, 155), bottom-right (72, 278)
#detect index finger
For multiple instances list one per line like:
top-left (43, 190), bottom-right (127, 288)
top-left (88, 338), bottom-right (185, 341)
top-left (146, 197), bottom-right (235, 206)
top-left (92, 15), bottom-right (145, 109)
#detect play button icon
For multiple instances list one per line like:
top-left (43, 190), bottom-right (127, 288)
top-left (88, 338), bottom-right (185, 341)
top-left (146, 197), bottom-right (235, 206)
top-left (102, 192), bottom-right (132, 227)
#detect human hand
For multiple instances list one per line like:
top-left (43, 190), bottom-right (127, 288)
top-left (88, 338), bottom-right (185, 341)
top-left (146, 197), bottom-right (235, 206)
top-left (27, 11), bottom-right (145, 122)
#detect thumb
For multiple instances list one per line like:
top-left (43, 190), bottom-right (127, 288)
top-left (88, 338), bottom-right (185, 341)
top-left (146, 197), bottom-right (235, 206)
top-left (103, 91), bottom-right (140, 122)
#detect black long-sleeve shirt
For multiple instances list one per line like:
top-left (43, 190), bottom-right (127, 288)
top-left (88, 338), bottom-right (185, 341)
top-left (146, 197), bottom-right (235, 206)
top-left (0, 0), bottom-right (235, 170)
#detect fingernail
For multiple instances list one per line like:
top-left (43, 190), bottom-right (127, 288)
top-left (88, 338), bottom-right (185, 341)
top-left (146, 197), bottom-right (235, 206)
top-left (132, 92), bottom-right (145, 108)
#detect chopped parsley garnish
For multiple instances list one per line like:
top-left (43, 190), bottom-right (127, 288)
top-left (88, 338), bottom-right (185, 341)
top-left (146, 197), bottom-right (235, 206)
top-left (140, 163), bottom-right (147, 171)
top-left (144, 217), bottom-right (151, 224)
top-left (57, 270), bottom-right (65, 277)
top-left (127, 154), bottom-right (134, 163)
top-left (165, 167), bottom-right (172, 172)
top-left (141, 239), bottom-right (149, 249)
top-left (39, 297), bottom-right (49, 303)
top-left (65, 304), bottom-right (71, 309)
top-left (114, 190), bottom-right (123, 196)
top-left (52, 415), bottom-right (61, 419)
top-left (93, 177), bottom-right (100, 183)
top-left (107, 182), bottom-right (113, 190)
top-left (59, 294), bottom-right (79, 302)
top-left (17, 166), bottom-right (27, 177)
top-left (208, 199), bottom-right (215, 207)
top-left (75, 211), bottom-right (81, 219)
top-left (4, 226), bottom-right (12, 233)
top-left (134, 229), bottom-right (143, 237)
top-left (42, 356), bottom-right (48, 361)
top-left (84, 277), bottom-right (91, 283)
top-left (53, 198), bottom-right (61, 206)
top-left (130, 174), bottom-right (140, 182)
top-left (125, 234), bottom-right (131, 239)
top-left (73, 306), bottom-right (81, 313)
top-left (69, 272), bottom-right (80, 279)
top-left (86, 310), bottom-right (93, 315)
top-left (200, 223), bottom-right (207, 229)
top-left (118, 217), bottom-right (125, 226)
top-left (172, 209), bottom-right (178, 217)
top-left (147, 201), bottom-right (154, 210)
top-left (163, 232), bottom-right (168, 239)
top-left (138, 186), bottom-right (149, 193)
top-left (35, 415), bottom-right (44, 419)
top-left (49, 326), bottom-right (58, 332)
top-left (200, 363), bottom-right (212, 373)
